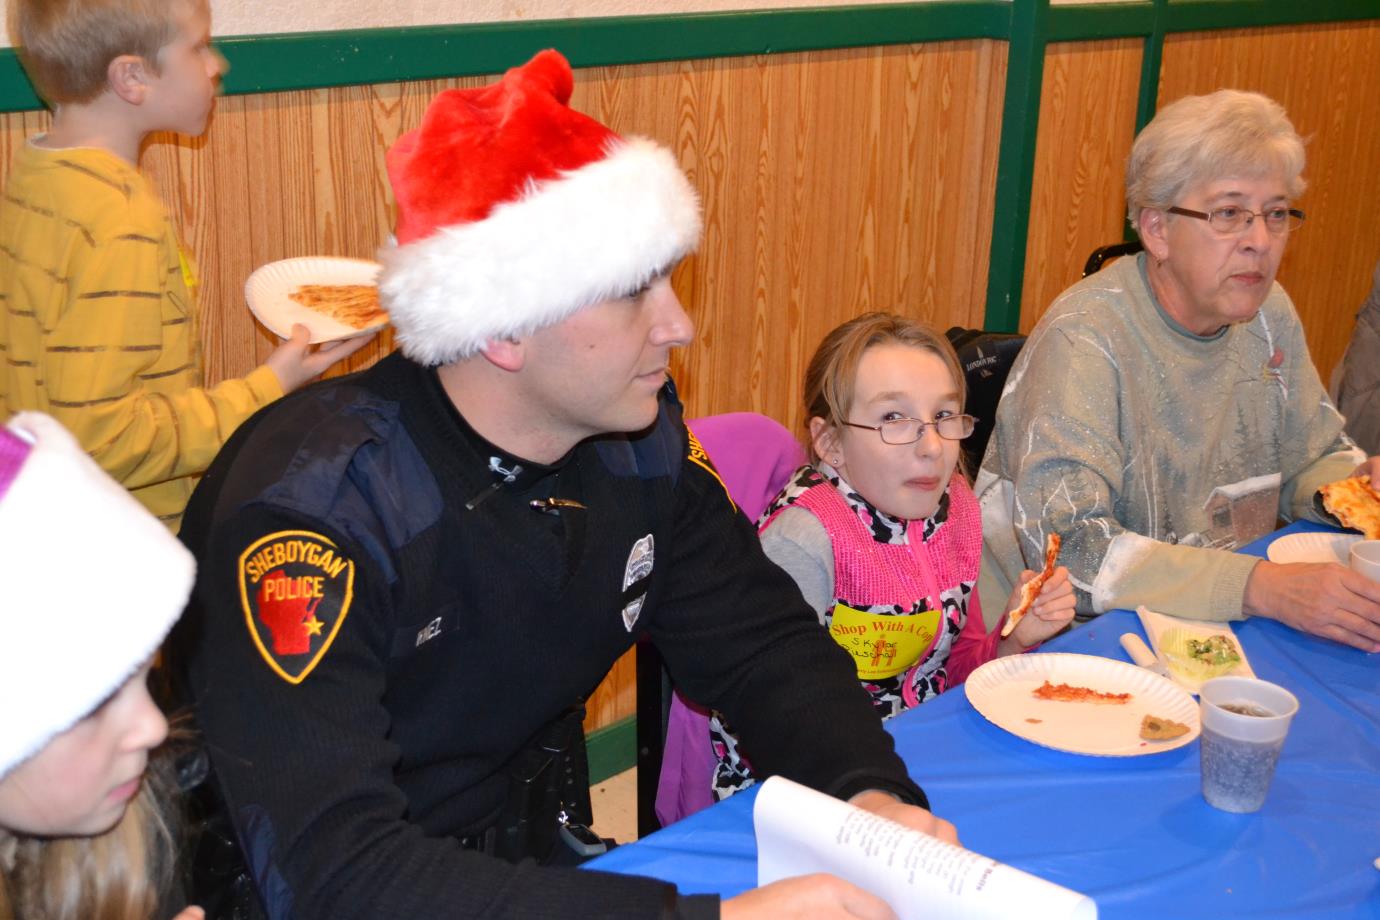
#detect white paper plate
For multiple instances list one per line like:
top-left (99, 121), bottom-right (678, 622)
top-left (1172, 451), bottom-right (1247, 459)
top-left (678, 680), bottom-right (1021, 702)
top-left (965, 653), bottom-right (1200, 756)
top-left (245, 257), bottom-right (385, 344)
top-left (1266, 531), bottom-right (1363, 566)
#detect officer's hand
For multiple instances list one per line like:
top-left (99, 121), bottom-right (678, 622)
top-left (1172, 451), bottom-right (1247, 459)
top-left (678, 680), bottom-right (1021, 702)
top-left (170, 908), bottom-right (205, 920)
top-left (722, 873), bottom-right (897, 920)
top-left (847, 789), bottom-right (960, 845)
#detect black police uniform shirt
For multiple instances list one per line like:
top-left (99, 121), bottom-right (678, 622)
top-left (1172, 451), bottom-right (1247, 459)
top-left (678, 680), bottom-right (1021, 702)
top-left (177, 352), bottom-right (927, 919)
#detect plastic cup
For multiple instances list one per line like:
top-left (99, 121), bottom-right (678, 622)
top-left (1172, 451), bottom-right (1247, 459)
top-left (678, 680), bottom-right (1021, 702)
top-left (1199, 676), bottom-right (1299, 814)
top-left (1350, 540), bottom-right (1380, 584)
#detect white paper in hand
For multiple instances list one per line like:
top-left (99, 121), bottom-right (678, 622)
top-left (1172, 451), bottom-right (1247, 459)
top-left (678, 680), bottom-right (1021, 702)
top-left (754, 776), bottom-right (1096, 920)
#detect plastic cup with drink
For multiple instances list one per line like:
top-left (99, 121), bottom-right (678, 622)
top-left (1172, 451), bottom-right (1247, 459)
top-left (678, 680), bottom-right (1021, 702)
top-left (1350, 540), bottom-right (1380, 583)
top-left (1198, 676), bottom-right (1299, 814)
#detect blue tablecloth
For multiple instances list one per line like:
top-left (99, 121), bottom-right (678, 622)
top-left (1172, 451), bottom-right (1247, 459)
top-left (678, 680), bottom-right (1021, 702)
top-left (589, 521), bottom-right (1380, 918)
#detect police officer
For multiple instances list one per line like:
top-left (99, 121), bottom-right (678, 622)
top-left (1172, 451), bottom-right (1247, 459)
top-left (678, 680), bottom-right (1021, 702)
top-left (178, 50), bottom-right (955, 920)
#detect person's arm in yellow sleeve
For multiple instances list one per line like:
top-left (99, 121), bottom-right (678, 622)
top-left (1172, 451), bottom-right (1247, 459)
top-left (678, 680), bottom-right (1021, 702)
top-left (43, 232), bottom-right (373, 490)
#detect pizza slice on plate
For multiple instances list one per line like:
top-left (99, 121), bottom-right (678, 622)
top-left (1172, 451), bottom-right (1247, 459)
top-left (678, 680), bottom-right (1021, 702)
top-left (289, 284), bottom-right (388, 330)
top-left (1030, 680), bottom-right (1131, 704)
top-left (1002, 532), bottom-right (1061, 638)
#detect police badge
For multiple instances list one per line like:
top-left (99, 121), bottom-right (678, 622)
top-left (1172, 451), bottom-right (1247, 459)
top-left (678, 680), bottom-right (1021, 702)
top-left (620, 534), bottom-right (654, 631)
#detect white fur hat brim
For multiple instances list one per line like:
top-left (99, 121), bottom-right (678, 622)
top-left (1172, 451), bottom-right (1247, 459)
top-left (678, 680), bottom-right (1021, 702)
top-left (0, 413), bottom-right (195, 778)
top-left (378, 136), bottom-right (701, 366)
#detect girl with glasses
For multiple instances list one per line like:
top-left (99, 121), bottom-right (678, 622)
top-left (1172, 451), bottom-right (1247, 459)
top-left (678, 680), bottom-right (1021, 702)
top-left (709, 313), bottom-right (1075, 801)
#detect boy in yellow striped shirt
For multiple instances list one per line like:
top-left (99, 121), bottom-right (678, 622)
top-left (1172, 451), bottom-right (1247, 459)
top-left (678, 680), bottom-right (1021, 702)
top-left (2, 0), bottom-right (371, 530)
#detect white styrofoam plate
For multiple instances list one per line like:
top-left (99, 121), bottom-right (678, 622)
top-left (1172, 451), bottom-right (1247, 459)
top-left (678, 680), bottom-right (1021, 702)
top-left (244, 256), bottom-right (385, 344)
top-left (965, 652), bottom-right (1200, 756)
top-left (1266, 531), bottom-right (1364, 566)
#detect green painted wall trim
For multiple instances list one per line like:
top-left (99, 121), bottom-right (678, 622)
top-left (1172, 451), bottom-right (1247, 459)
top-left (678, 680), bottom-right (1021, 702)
top-left (1125, 0), bottom-right (1168, 242)
top-left (1165, 0), bottom-right (1380, 33)
top-left (1047, 3), bottom-right (1155, 42)
top-left (587, 715), bottom-right (636, 785)
top-left (7, 0), bottom-right (1371, 112)
top-left (1134, 0), bottom-right (1169, 133)
top-left (0, 1), bottom-right (1010, 113)
top-left (0, 53), bottom-right (39, 112)
top-left (983, 0), bottom-right (1049, 334)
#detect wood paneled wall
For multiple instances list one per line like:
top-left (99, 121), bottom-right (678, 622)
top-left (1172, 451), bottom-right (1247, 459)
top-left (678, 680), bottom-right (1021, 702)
top-left (660, 44), bottom-right (1006, 437)
top-left (1159, 20), bottom-right (1380, 383)
top-left (1021, 39), bottom-right (1142, 332)
top-left (2, 43), bottom-right (1005, 733)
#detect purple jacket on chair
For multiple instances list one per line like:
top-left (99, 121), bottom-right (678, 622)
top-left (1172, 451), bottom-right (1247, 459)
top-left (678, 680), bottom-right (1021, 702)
top-left (654, 412), bottom-right (806, 826)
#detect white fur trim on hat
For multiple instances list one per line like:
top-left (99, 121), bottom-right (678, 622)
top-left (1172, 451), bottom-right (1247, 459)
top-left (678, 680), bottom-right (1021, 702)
top-left (378, 137), bottom-right (701, 366)
top-left (0, 413), bottom-right (194, 779)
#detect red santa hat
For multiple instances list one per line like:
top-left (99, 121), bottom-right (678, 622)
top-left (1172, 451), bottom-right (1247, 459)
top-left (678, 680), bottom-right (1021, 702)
top-left (0, 413), bottom-right (195, 778)
top-left (378, 49), bottom-right (703, 366)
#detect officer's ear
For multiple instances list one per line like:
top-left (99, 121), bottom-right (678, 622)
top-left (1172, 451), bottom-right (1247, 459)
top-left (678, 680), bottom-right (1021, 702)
top-left (480, 336), bottom-right (525, 372)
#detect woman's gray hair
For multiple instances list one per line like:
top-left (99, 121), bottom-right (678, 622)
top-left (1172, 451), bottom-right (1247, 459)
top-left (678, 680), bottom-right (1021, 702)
top-left (1126, 89), bottom-right (1306, 230)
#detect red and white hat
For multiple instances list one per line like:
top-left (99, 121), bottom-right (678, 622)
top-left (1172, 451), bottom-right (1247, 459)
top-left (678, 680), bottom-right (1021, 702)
top-left (0, 413), bottom-right (194, 778)
top-left (378, 49), bottom-right (702, 366)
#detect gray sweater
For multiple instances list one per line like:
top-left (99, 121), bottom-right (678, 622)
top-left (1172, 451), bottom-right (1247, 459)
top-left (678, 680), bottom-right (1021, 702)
top-left (976, 253), bottom-right (1363, 622)
top-left (1337, 259), bottom-right (1380, 456)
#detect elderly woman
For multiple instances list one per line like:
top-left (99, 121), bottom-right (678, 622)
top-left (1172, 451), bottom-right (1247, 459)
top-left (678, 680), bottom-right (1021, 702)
top-left (976, 89), bottom-right (1380, 651)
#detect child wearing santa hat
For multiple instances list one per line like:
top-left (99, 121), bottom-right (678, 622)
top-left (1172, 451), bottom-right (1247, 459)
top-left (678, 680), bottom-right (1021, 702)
top-left (0, 413), bottom-right (202, 920)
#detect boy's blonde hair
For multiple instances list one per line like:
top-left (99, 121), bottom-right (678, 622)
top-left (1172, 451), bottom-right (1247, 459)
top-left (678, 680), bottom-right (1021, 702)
top-left (803, 311), bottom-right (967, 464)
top-left (11, 0), bottom-right (204, 105)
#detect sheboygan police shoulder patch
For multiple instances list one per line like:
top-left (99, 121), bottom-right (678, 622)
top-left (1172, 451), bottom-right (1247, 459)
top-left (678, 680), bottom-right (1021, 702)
top-left (686, 429), bottom-right (735, 511)
top-left (238, 530), bottom-right (355, 685)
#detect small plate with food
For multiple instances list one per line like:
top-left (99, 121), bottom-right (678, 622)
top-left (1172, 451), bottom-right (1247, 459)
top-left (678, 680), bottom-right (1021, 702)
top-left (245, 257), bottom-right (388, 343)
top-left (1135, 606), bottom-right (1254, 694)
top-left (965, 652), bottom-right (1199, 756)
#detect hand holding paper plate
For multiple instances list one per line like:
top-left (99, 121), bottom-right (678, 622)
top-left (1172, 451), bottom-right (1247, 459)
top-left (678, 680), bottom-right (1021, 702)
top-left (245, 257), bottom-right (387, 344)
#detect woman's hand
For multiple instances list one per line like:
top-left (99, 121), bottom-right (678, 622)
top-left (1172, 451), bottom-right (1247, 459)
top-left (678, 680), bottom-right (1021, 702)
top-left (1351, 456), bottom-right (1380, 483)
top-left (999, 567), bottom-right (1076, 654)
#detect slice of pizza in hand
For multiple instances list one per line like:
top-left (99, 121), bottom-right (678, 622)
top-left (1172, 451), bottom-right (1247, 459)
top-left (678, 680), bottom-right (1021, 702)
top-left (1002, 532), bottom-right (1061, 638)
top-left (1319, 475), bottom-right (1380, 540)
